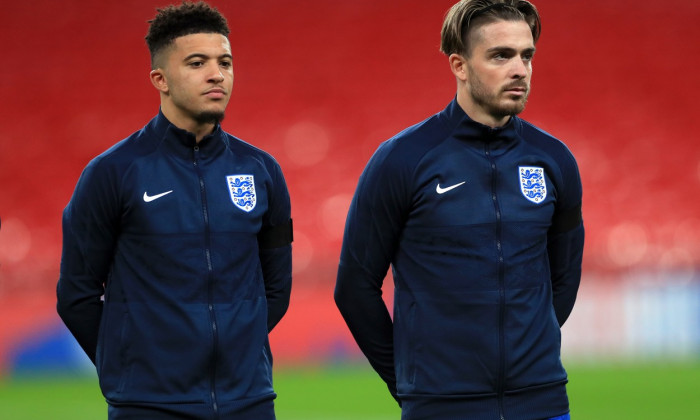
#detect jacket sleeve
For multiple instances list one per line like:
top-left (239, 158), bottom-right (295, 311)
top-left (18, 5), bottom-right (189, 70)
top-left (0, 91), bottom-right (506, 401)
top-left (258, 161), bottom-right (292, 333)
top-left (56, 159), bottom-right (120, 364)
top-left (335, 141), bottom-right (410, 405)
top-left (548, 148), bottom-right (585, 326)
top-left (548, 223), bottom-right (584, 326)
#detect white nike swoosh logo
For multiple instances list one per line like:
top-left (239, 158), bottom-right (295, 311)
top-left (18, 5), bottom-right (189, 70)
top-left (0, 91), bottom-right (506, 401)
top-left (143, 190), bottom-right (173, 202)
top-left (436, 181), bottom-right (466, 194)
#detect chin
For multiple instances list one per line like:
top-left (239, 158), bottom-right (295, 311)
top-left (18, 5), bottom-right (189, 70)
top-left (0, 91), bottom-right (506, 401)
top-left (195, 110), bottom-right (226, 125)
top-left (501, 100), bottom-right (528, 116)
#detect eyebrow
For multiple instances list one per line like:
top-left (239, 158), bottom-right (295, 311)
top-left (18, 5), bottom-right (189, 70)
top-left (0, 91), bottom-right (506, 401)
top-left (486, 46), bottom-right (536, 55)
top-left (183, 53), bottom-right (233, 61)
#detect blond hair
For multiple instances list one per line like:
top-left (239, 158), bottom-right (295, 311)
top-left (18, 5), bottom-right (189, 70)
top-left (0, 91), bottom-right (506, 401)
top-left (440, 0), bottom-right (541, 56)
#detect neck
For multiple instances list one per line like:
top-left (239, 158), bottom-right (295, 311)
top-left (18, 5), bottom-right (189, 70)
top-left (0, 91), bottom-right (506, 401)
top-left (160, 102), bottom-right (216, 143)
top-left (456, 89), bottom-right (510, 128)
top-left (186, 123), bottom-right (216, 144)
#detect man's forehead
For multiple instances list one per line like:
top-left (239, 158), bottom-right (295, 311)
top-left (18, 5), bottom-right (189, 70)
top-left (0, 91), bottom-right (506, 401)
top-left (172, 32), bottom-right (231, 52)
top-left (154, 33), bottom-right (231, 69)
top-left (471, 20), bottom-right (534, 50)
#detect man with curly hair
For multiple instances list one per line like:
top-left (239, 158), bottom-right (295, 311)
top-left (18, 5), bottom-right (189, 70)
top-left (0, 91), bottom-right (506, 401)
top-left (336, 1), bottom-right (583, 419)
top-left (57, 2), bottom-right (293, 419)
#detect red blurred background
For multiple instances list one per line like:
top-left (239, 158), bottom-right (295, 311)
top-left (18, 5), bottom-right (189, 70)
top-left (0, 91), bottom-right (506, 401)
top-left (1, 0), bottom-right (699, 373)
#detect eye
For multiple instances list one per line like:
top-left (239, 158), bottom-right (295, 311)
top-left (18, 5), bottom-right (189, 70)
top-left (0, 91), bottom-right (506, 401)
top-left (220, 60), bottom-right (232, 68)
top-left (491, 50), bottom-right (513, 61)
top-left (189, 61), bottom-right (204, 68)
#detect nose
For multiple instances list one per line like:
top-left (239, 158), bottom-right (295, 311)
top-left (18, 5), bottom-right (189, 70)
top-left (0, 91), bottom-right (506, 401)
top-left (209, 71), bottom-right (224, 83)
top-left (511, 57), bottom-right (529, 79)
top-left (208, 64), bottom-right (225, 83)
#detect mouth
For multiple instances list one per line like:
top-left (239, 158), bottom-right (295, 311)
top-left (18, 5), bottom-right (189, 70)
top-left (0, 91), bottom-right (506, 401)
top-left (203, 88), bottom-right (227, 99)
top-left (503, 85), bottom-right (528, 97)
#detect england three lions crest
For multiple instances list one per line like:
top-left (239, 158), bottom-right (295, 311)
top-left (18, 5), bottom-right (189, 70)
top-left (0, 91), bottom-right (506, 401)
top-left (519, 166), bottom-right (547, 204)
top-left (227, 175), bottom-right (256, 212)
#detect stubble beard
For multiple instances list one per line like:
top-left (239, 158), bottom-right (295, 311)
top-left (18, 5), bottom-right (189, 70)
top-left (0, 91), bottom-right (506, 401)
top-left (169, 91), bottom-right (227, 127)
top-left (194, 110), bottom-right (226, 126)
top-left (468, 66), bottom-right (529, 121)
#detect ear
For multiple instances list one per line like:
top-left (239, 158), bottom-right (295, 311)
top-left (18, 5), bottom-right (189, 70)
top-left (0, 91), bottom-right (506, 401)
top-left (448, 53), bottom-right (468, 82)
top-left (150, 69), bottom-right (169, 93)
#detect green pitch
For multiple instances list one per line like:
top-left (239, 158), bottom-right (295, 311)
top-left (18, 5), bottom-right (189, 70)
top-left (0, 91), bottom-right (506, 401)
top-left (1, 361), bottom-right (698, 419)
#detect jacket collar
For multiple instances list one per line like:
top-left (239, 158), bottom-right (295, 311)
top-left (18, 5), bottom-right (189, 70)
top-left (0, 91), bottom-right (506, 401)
top-left (149, 109), bottom-right (227, 160)
top-left (440, 97), bottom-right (521, 145)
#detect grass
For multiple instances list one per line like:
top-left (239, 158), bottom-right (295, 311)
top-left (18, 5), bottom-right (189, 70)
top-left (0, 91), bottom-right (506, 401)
top-left (566, 360), bottom-right (700, 419)
top-left (274, 365), bottom-right (400, 420)
top-left (1, 361), bottom-right (698, 419)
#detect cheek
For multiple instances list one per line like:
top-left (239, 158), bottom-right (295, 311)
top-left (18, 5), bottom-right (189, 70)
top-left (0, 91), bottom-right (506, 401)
top-left (477, 67), bottom-right (503, 85)
top-left (167, 74), bottom-right (187, 91)
top-left (483, 73), bottom-right (505, 90)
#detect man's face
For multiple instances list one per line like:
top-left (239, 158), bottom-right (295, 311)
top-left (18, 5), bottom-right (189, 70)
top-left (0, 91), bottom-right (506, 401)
top-left (159, 32), bottom-right (234, 127)
top-left (464, 20), bottom-right (535, 122)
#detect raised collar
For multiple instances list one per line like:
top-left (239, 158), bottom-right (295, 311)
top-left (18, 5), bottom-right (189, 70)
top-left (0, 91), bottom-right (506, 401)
top-left (439, 97), bottom-right (522, 144)
top-left (148, 109), bottom-right (227, 160)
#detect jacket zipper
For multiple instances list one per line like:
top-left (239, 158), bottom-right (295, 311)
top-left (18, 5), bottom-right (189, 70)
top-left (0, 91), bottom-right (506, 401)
top-left (194, 144), bottom-right (219, 418)
top-left (486, 141), bottom-right (507, 420)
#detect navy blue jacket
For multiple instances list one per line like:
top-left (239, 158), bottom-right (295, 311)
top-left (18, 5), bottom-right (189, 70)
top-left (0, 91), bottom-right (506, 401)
top-left (335, 99), bottom-right (584, 420)
top-left (57, 111), bottom-right (292, 419)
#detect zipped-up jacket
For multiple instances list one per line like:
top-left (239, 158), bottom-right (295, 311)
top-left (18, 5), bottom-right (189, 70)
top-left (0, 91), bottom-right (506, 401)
top-left (57, 111), bottom-right (292, 419)
top-left (335, 99), bottom-right (584, 420)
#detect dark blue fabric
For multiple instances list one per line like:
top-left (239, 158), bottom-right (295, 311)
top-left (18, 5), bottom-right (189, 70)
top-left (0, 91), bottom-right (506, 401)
top-left (58, 111), bottom-right (291, 418)
top-left (336, 98), bottom-right (584, 420)
top-left (108, 396), bottom-right (275, 419)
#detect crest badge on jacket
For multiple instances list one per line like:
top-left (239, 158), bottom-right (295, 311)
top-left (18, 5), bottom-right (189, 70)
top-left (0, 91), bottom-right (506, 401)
top-left (227, 174), bottom-right (256, 212)
top-left (519, 166), bottom-right (547, 204)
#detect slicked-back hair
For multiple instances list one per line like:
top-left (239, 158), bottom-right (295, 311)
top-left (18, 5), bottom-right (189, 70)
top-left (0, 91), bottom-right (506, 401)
top-left (145, 1), bottom-right (230, 69)
top-left (440, 0), bottom-right (541, 57)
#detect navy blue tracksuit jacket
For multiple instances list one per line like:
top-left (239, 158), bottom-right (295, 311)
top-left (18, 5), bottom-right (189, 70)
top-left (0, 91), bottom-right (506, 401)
top-left (336, 99), bottom-right (584, 420)
top-left (57, 111), bottom-right (292, 419)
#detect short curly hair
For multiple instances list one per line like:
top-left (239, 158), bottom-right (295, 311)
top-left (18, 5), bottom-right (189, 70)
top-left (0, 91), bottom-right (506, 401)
top-left (145, 1), bottom-right (230, 69)
top-left (440, 0), bottom-right (541, 57)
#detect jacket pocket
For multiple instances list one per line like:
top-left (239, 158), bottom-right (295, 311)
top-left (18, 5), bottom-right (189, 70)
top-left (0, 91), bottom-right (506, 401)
top-left (116, 311), bottom-right (130, 393)
top-left (407, 301), bottom-right (417, 385)
top-left (97, 303), bottom-right (131, 398)
top-left (394, 298), bottom-right (417, 391)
